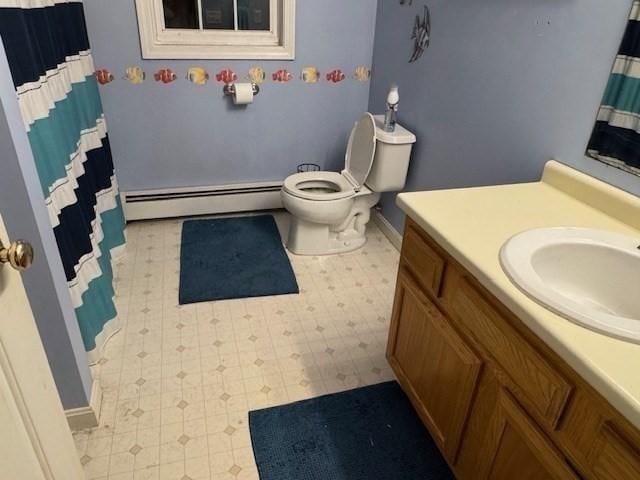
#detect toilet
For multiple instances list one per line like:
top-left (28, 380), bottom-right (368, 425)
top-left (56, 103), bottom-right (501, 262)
top-left (281, 113), bottom-right (416, 255)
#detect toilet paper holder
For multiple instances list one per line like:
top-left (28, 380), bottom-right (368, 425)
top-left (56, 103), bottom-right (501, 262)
top-left (223, 83), bottom-right (260, 97)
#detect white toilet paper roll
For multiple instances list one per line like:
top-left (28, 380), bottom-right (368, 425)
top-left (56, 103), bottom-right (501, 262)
top-left (233, 83), bottom-right (254, 105)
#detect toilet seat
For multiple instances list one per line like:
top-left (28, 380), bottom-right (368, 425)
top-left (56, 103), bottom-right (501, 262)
top-left (282, 114), bottom-right (378, 203)
top-left (283, 171), bottom-right (355, 201)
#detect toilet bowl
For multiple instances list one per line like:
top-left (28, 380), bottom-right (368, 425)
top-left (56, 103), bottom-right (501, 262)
top-left (282, 113), bottom-right (416, 256)
top-left (282, 171), bottom-right (355, 225)
top-left (282, 174), bottom-right (381, 255)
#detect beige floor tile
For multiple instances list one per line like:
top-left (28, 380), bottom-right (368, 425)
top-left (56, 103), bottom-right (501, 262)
top-left (75, 213), bottom-right (399, 478)
top-left (134, 465), bottom-right (160, 480)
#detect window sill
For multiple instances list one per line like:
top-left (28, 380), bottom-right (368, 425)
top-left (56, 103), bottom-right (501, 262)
top-left (139, 42), bottom-right (295, 60)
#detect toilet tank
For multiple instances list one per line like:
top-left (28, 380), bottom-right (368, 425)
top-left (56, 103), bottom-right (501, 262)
top-left (365, 115), bottom-right (417, 192)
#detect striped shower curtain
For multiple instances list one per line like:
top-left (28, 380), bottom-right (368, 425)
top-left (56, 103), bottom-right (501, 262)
top-left (0, 0), bottom-right (126, 363)
top-left (587, 1), bottom-right (640, 176)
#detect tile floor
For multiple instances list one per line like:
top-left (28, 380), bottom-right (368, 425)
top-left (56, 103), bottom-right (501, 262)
top-left (73, 212), bottom-right (400, 480)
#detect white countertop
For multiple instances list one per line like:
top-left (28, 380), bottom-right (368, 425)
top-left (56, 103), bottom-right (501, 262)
top-left (397, 161), bottom-right (640, 429)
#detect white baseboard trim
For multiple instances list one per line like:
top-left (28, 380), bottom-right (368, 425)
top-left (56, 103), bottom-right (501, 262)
top-left (372, 209), bottom-right (402, 251)
top-left (122, 181), bottom-right (284, 221)
top-left (65, 378), bottom-right (102, 431)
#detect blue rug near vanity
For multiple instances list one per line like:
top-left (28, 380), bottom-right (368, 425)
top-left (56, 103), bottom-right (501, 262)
top-left (179, 215), bottom-right (299, 304)
top-left (249, 381), bottom-right (454, 480)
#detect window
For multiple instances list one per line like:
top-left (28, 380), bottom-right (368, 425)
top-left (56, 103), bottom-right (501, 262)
top-left (135, 0), bottom-right (295, 60)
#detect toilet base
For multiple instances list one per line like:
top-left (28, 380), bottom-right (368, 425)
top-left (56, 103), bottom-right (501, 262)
top-left (287, 218), bottom-right (367, 255)
top-left (286, 196), bottom-right (380, 256)
top-left (287, 218), bottom-right (368, 256)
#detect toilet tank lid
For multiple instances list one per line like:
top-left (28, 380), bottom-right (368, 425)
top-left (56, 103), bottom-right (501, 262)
top-left (373, 115), bottom-right (417, 145)
top-left (343, 113), bottom-right (377, 190)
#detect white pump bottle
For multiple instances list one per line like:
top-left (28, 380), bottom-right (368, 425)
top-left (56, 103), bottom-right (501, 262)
top-left (384, 84), bottom-right (399, 132)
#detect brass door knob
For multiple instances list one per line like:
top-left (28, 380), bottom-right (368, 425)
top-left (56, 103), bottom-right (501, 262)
top-left (0, 239), bottom-right (34, 271)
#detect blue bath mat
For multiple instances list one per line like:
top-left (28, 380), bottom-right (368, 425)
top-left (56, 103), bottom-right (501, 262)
top-left (179, 215), bottom-right (299, 304)
top-left (249, 381), bottom-right (454, 480)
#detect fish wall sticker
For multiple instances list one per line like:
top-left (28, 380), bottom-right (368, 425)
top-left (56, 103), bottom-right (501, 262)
top-left (154, 68), bottom-right (177, 84)
top-left (95, 69), bottom-right (114, 85)
top-left (354, 66), bottom-right (371, 82)
top-left (248, 66), bottom-right (266, 84)
top-left (89, 65), bottom-right (374, 88)
top-left (216, 69), bottom-right (238, 84)
top-left (410, 5), bottom-right (431, 63)
top-left (124, 66), bottom-right (145, 84)
top-left (272, 69), bottom-right (293, 82)
top-left (301, 67), bottom-right (321, 84)
top-left (187, 67), bottom-right (209, 85)
top-left (326, 69), bottom-right (346, 83)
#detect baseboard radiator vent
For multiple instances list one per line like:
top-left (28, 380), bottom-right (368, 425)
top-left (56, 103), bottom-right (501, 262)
top-left (122, 181), bottom-right (284, 221)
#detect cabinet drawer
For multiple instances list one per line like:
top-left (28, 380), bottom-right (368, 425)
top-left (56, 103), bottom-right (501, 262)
top-left (401, 222), bottom-right (446, 297)
top-left (447, 275), bottom-right (572, 429)
top-left (591, 422), bottom-right (640, 480)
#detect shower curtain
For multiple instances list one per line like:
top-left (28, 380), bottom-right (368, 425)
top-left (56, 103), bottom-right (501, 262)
top-left (587, 0), bottom-right (640, 176)
top-left (0, 0), bottom-right (126, 363)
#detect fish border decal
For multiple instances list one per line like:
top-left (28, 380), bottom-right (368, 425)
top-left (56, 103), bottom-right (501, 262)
top-left (186, 67), bottom-right (209, 85)
top-left (326, 69), bottom-right (346, 84)
top-left (154, 68), bottom-right (177, 84)
top-left (124, 66), bottom-right (145, 85)
top-left (248, 66), bottom-right (267, 84)
top-left (301, 66), bottom-right (321, 84)
top-left (81, 66), bottom-right (376, 87)
top-left (353, 66), bottom-right (371, 82)
top-left (95, 69), bottom-right (114, 85)
top-left (409, 5), bottom-right (431, 63)
top-left (272, 69), bottom-right (293, 83)
top-left (215, 69), bottom-right (238, 84)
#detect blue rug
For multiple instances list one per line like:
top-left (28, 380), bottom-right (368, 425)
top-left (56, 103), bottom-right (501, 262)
top-left (179, 215), bottom-right (299, 304)
top-left (249, 381), bottom-right (454, 480)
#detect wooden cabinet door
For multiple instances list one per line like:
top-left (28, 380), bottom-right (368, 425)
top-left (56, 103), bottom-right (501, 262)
top-left (387, 267), bottom-right (482, 463)
top-left (480, 388), bottom-right (579, 480)
top-left (590, 422), bottom-right (640, 480)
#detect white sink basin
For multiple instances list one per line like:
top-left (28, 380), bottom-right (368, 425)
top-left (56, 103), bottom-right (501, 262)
top-left (500, 227), bottom-right (640, 344)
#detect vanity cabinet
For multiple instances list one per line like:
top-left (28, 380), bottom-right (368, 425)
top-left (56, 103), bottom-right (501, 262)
top-left (387, 218), bottom-right (640, 480)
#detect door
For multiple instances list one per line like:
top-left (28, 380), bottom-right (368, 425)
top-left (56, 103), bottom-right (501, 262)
top-left (481, 388), bottom-right (578, 480)
top-left (387, 267), bottom-right (483, 463)
top-left (0, 213), bottom-right (84, 479)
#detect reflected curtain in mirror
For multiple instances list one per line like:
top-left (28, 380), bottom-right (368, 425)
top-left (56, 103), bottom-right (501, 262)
top-left (587, 1), bottom-right (640, 176)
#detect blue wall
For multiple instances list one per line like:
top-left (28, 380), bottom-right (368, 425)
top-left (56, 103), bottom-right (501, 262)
top-left (369, 0), bottom-right (640, 231)
top-left (83, 0), bottom-right (378, 192)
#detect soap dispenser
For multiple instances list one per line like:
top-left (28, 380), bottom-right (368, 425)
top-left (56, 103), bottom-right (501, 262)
top-left (384, 84), bottom-right (400, 132)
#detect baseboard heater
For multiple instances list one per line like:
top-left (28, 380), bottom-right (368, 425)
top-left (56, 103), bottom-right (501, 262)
top-left (122, 181), bottom-right (284, 221)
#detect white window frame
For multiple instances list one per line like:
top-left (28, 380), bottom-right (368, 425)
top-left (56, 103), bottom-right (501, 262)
top-left (135, 0), bottom-right (295, 60)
